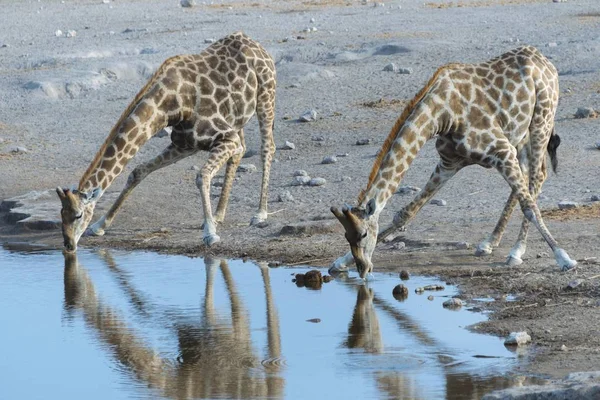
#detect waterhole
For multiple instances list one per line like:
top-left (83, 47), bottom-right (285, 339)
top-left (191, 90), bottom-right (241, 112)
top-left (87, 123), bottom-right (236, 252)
top-left (0, 244), bottom-right (542, 399)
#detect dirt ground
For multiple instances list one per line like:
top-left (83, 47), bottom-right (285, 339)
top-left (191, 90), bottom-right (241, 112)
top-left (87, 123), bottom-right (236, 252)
top-left (1, 0), bottom-right (599, 381)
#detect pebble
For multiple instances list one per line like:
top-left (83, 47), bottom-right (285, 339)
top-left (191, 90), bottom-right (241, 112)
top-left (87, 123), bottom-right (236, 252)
top-left (310, 17), bottom-right (316, 23)
top-left (237, 164), bottom-right (257, 173)
top-left (596, 141), bottom-right (600, 150)
top-left (299, 109), bottom-right (317, 122)
top-left (427, 295), bottom-right (434, 301)
top-left (547, 42), bottom-right (558, 47)
top-left (383, 63), bottom-right (398, 72)
top-left (455, 241), bottom-right (470, 250)
top-left (396, 185), bottom-right (421, 195)
top-left (280, 140), bottom-right (295, 150)
top-left (8, 146), bottom-right (28, 154)
top-left (356, 138), bottom-right (370, 145)
top-left (102, 0), bottom-right (110, 3)
top-left (180, 0), bottom-right (195, 7)
top-left (243, 149), bottom-right (257, 158)
top-left (430, 199), bottom-right (447, 206)
top-left (278, 191), bottom-right (294, 202)
top-left (443, 298), bottom-right (463, 308)
top-left (391, 241), bottom-right (406, 250)
top-left (66, 30), bottom-right (77, 38)
top-left (306, 318), bottom-right (321, 323)
top-left (423, 284), bottom-right (445, 291)
top-left (560, 344), bottom-right (568, 351)
top-left (504, 331), bottom-right (531, 346)
top-left (55, 29), bottom-right (63, 37)
top-left (574, 107), bottom-right (597, 119)
top-left (392, 284), bottom-right (409, 300)
top-left (204, 38), bottom-right (215, 44)
top-left (552, 0), bottom-right (567, 2)
top-left (399, 270), bottom-right (410, 280)
top-left (415, 287), bottom-right (425, 294)
top-left (558, 200), bottom-right (578, 210)
top-left (312, 135), bottom-right (325, 142)
top-left (321, 155), bottom-right (337, 164)
top-left (383, 231), bottom-right (403, 243)
top-left (293, 170), bottom-right (309, 177)
top-left (591, 195), bottom-right (600, 202)
top-left (309, 177), bottom-right (327, 187)
top-left (398, 67), bottom-right (413, 74)
top-left (565, 279), bottom-right (584, 290)
top-left (291, 176), bottom-right (311, 186)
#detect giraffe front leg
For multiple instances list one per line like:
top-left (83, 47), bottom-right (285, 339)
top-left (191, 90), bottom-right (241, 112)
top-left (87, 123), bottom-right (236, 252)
top-left (196, 140), bottom-right (237, 246)
top-left (85, 144), bottom-right (197, 237)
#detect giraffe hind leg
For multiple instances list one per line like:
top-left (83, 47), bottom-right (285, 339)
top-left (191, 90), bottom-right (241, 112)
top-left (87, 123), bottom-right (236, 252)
top-left (214, 129), bottom-right (246, 223)
top-left (86, 144), bottom-right (197, 237)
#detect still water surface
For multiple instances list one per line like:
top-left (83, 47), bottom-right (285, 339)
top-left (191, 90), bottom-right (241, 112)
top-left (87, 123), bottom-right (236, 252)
top-left (0, 244), bottom-right (536, 399)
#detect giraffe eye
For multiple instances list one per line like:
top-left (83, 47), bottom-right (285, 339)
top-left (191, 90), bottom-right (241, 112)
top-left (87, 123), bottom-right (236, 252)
top-left (74, 213), bottom-right (83, 219)
top-left (361, 232), bottom-right (368, 239)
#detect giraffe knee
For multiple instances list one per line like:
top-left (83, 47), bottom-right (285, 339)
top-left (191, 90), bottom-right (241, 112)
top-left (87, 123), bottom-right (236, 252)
top-left (523, 207), bottom-right (536, 222)
top-left (128, 168), bottom-right (145, 185)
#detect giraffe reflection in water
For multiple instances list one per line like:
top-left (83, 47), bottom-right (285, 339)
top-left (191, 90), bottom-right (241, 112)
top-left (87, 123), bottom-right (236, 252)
top-left (63, 252), bottom-right (283, 399)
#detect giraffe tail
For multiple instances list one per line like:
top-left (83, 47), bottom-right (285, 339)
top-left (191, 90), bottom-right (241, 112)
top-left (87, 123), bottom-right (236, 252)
top-left (547, 129), bottom-right (560, 173)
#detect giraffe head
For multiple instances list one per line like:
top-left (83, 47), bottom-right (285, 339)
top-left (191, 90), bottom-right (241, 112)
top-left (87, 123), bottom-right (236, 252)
top-left (331, 199), bottom-right (378, 279)
top-left (56, 187), bottom-right (99, 252)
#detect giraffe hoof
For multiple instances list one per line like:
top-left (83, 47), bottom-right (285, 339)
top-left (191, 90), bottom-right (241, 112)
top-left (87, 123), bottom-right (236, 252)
top-left (203, 234), bottom-right (221, 247)
top-left (250, 214), bottom-right (266, 226)
top-left (505, 255), bottom-right (523, 267)
top-left (554, 248), bottom-right (577, 271)
top-left (84, 226), bottom-right (105, 237)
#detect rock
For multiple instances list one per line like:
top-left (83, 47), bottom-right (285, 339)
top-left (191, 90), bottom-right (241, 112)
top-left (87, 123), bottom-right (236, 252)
top-left (0, 189), bottom-right (68, 231)
top-left (482, 371), bottom-right (600, 400)
top-left (565, 279), bottom-right (584, 290)
top-left (280, 140), bottom-right (295, 150)
top-left (427, 295), bottom-right (434, 301)
top-left (443, 298), bottom-right (463, 308)
top-left (237, 164), bottom-right (257, 173)
top-left (291, 176), bottom-right (311, 186)
top-left (336, 153), bottom-right (349, 157)
top-left (392, 284), bottom-right (409, 300)
top-left (7, 146), bottom-right (29, 154)
top-left (595, 141), bottom-right (600, 150)
top-left (383, 63), bottom-right (398, 72)
top-left (306, 318), bottom-right (321, 323)
top-left (280, 220), bottom-right (341, 236)
top-left (180, 0), bottom-right (196, 7)
top-left (243, 149), bottom-right (257, 158)
top-left (591, 195), bottom-right (600, 202)
top-left (547, 42), bottom-right (558, 47)
top-left (299, 109), bottom-right (317, 122)
top-left (293, 170), bottom-right (308, 177)
top-left (558, 200), bottom-right (578, 210)
top-left (296, 270), bottom-right (323, 289)
top-left (312, 135), bottom-right (325, 142)
top-left (277, 191), bottom-right (294, 202)
top-left (309, 177), bottom-right (326, 187)
top-left (430, 199), bottom-right (447, 206)
top-left (504, 331), bottom-right (531, 346)
top-left (560, 344), bottom-right (568, 351)
top-left (102, 0), bottom-right (110, 4)
top-left (66, 30), bottom-right (77, 38)
top-left (574, 107), bottom-right (597, 119)
top-left (415, 287), bottom-right (425, 294)
top-left (398, 67), bottom-right (413, 74)
top-left (399, 270), bottom-right (410, 280)
top-left (204, 38), bottom-right (215, 44)
top-left (424, 284), bottom-right (445, 291)
top-left (310, 17), bottom-right (316, 23)
top-left (323, 275), bottom-right (333, 283)
top-left (391, 241), bottom-right (406, 250)
top-left (396, 185), bottom-right (421, 195)
top-left (455, 241), bottom-right (470, 250)
top-left (55, 29), bottom-right (63, 37)
top-left (356, 138), bottom-right (370, 145)
top-left (321, 155), bottom-right (337, 164)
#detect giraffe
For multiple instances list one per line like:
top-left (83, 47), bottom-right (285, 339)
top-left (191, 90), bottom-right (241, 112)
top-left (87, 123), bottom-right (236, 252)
top-left (56, 32), bottom-right (276, 252)
top-left (330, 46), bottom-right (577, 279)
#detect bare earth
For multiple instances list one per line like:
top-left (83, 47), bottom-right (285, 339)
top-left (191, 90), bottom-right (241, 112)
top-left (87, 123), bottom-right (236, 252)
top-left (1, 0), bottom-right (599, 381)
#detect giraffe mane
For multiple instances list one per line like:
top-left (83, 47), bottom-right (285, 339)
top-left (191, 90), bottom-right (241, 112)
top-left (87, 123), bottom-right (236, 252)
top-left (356, 64), bottom-right (456, 204)
top-left (78, 56), bottom-right (179, 190)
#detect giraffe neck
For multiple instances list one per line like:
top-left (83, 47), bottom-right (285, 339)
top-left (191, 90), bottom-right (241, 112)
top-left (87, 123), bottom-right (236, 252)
top-left (78, 100), bottom-right (167, 196)
top-left (360, 104), bottom-right (438, 213)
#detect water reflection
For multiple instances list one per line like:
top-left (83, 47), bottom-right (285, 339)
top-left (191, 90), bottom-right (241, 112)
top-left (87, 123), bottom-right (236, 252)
top-left (62, 252), bottom-right (283, 399)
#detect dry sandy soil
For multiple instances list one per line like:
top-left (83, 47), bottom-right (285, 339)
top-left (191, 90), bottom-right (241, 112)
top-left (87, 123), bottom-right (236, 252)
top-left (1, 0), bottom-right (600, 381)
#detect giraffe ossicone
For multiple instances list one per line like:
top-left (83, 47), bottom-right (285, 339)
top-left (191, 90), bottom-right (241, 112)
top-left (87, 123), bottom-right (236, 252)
top-left (331, 45), bottom-right (576, 279)
top-left (58, 32), bottom-right (276, 252)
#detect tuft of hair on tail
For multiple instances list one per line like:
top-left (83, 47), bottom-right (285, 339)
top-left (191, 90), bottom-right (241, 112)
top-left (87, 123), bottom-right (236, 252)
top-left (547, 128), bottom-right (561, 173)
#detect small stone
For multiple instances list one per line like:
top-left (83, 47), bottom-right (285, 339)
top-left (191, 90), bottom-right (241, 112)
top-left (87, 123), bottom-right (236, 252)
top-left (278, 191), bottom-right (294, 202)
top-left (443, 298), bottom-right (463, 309)
top-left (430, 199), bottom-right (447, 206)
top-left (423, 284), bottom-right (445, 291)
top-left (356, 138), bottom-right (370, 145)
top-left (180, 0), bottom-right (196, 7)
top-left (455, 241), bottom-right (470, 250)
top-left (55, 29), bottom-right (63, 37)
top-left (8, 146), bottom-right (28, 154)
top-left (291, 176), bottom-right (311, 186)
top-left (321, 155), bottom-right (337, 164)
top-left (66, 30), bottom-right (77, 38)
top-left (312, 135), bottom-right (325, 142)
top-left (323, 275), bottom-right (333, 283)
top-left (565, 279), bottom-right (584, 290)
top-left (427, 295), bottom-right (434, 301)
top-left (558, 200), bottom-right (578, 210)
top-left (591, 195), bottom-right (600, 202)
top-left (204, 38), bottom-right (215, 44)
top-left (237, 164), bottom-right (257, 173)
top-left (396, 185), bottom-right (421, 195)
top-left (596, 141), bottom-right (600, 150)
top-left (547, 42), bottom-right (558, 47)
top-left (190, 165), bottom-right (200, 171)
top-left (383, 63), bottom-right (398, 72)
top-left (391, 241), bottom-right (406, 250)
top-left (293, 170), bottom-right (308, 177)
top-left (102, 0), bottom-right (110, 4)
top-left (336, 153), bottom-right (349, 157)
top-left (392, 284), bottom-right (409, 300)
top-left (243, 149), bottom-right (257, 158)
top-left (303, 270), bottom-right (323, 289)
top-left (309, 177), bottom-right (326, 187)
top-left (311, 27), bottom-right (318, 32)
top-left (560, 344), bottom-right (568, 351)
top-left (280, 140), bottom-right (295, 150)
top-left (306, 318), bottom-right (321, 323)
top-left (504, 331), bottom-right (531, 346)
top-left (299, 109), bottom-right (317, 122)
top-left (310, 17), bottom-right (316, 23)
top-left (415, 287), bottom-right (425, 294)
top-left (574, 107), bottom-right (597, 119)
top-left (398, 67), bottom-right (413, 74)
top-left (399, 270), bottom-right (410, 280)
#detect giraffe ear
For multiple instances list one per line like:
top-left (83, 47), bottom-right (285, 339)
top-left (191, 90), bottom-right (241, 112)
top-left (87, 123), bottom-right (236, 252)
top-left (365, 198), bottom-right (377, 217)
top-left (56, 187), bottom-right (67, 201)
top-left (79, 188), bottom-right (102, 204)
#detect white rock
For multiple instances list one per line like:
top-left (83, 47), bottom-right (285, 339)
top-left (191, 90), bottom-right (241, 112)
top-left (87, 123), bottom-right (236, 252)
top-left (504, 331), bottom-right (531, 346)
top-left (299, 109), bottom-right (317, 122)
top-left (310, 17), bottom-right (316, 23)
top-left (278, 191), bottom-right (294, 202)
top-left (455, 241), bottom-right (470, 250)
top-left (280, 140), bottom-right (295, 150)
top-left (396, 185), bottom-right (421, 195)
top-left (293, 170), bottom-right (308, 177)
top-left (8, 146), bottom-right (29, 154)
top-left (55, 29), bottom-right (63, 37)
top-left (430, 199), bottom-right (447, 206)
top-left (291, 176), bottom-right (311, 186)
top-left (204, 38), bottom-right (215, 44)
top-left (102, 0), bottom-right (110, 3)
top-left (558, 201), bottom-right (578, 210)
top-left (237, 164), bottom-right (257, 173)
top-left (383, 63), bottom-right (398, 72)
top-left (398, 67), bottom-right (413, 74)
top-left (66, 30), bottom-right (77, 38)
top-left (321, 155), bottom-right (337, 164)
top-left (443, 298), bottom-right (463, 308)
top-left (309, 177), bottom-right (326, 187)
top-left (547, 42), bottom-right (558, 47)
